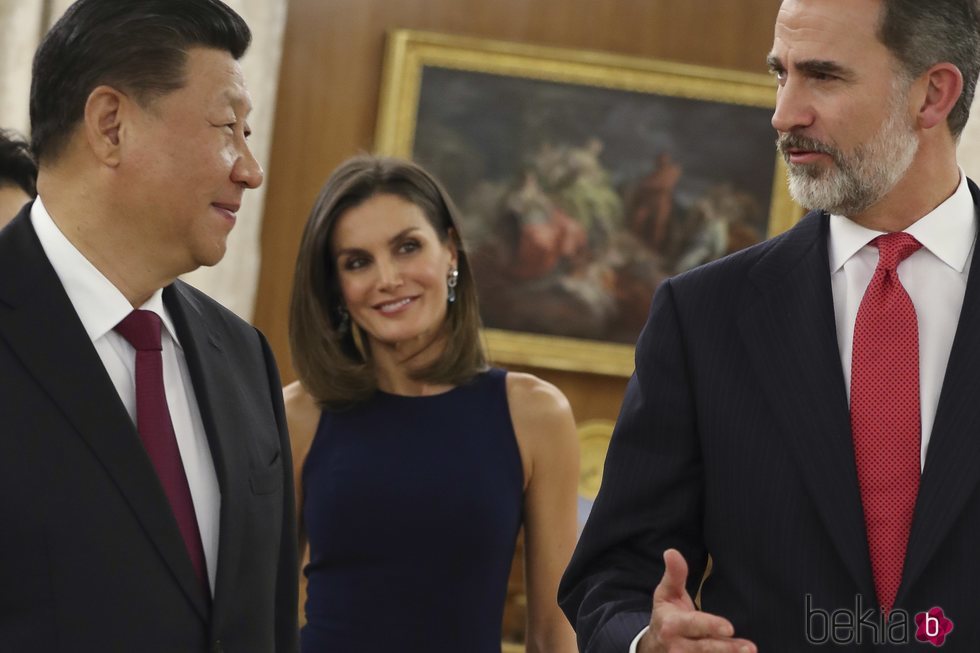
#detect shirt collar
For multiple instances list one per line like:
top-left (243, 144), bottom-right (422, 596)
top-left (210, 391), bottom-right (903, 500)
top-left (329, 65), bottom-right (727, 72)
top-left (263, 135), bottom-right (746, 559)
top-left (30, 196), bottom-right (181, 346)
top-left (828, 171), bottom-right (976, 273)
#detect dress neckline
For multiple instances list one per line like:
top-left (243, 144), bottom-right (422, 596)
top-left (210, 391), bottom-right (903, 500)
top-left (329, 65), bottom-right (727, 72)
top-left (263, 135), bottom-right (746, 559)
top-left (374, 384), bottom-right (464, 400)
top-left (373, 368), bottom-right (495, 401)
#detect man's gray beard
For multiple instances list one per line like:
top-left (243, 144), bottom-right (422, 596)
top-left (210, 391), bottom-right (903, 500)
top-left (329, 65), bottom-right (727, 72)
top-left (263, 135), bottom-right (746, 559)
top-left (784, 97), bottom-right (919, 216)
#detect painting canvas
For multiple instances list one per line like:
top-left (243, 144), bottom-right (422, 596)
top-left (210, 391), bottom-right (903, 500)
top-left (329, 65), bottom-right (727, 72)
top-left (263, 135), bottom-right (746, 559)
top-left (376, 31), bottom-right (799, 375)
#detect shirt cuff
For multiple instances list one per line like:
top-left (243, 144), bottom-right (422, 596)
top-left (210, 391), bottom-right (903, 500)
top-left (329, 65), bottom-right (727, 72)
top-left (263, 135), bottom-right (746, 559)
top-left (629, 625), bottom-right (649, 653)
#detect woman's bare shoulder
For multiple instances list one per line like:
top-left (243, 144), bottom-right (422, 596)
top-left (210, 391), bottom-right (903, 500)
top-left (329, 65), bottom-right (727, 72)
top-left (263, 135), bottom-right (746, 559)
top-left (504, 371), bottom-right (577, 458)
top-left (505, 372), bottom-right (573, 422)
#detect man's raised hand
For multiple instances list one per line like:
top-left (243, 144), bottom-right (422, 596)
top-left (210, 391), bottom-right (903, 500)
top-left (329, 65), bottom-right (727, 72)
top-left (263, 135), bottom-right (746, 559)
top-left (639, 549), bottom-right (757, 653)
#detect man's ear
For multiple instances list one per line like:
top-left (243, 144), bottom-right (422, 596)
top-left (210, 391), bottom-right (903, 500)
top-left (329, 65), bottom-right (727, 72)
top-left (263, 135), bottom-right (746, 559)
top-left (82, 85), bottom-right (128, 167)
top-left (917, 62), bottom-right (964, 131)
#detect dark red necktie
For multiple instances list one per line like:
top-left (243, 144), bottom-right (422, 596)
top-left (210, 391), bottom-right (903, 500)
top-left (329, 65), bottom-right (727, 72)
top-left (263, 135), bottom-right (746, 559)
top-left (850, 232), bottom-right (922, 614)
top-left (114, 310), bottom-right (209, 596)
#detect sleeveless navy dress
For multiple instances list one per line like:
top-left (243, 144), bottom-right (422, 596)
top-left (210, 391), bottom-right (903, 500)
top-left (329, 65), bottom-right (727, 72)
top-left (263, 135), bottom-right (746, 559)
top-left (300, 368), bottom-right (524, 652)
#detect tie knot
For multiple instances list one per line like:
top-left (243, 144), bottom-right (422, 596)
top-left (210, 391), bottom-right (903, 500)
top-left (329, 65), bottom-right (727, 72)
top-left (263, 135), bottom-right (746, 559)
top-left (114, 310), bottom-right (163, 352)
top-left (872, 232), bottom-right (921, 272)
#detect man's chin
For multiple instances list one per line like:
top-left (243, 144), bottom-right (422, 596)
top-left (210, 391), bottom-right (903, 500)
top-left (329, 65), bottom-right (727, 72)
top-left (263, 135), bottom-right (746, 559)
top-left (786, 159), bottom-right (831, 180)
top-left (786, 173), bottom-right (841, 212)
top-left (188, 242), bottom-right (229, 272)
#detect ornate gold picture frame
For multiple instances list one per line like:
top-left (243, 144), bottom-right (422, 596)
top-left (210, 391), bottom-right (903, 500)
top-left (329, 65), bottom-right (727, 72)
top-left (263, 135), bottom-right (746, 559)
top-left (376, 30), bottom-right (799, 376)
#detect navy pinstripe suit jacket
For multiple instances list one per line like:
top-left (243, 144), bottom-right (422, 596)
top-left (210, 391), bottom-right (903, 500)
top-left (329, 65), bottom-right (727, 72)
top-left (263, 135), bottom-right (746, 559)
top-left (560, 181), bottom-right (980, 652)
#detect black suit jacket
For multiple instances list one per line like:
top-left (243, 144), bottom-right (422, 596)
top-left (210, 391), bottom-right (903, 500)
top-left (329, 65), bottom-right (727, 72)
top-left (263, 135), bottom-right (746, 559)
top-left (0, 205), bottom-right (298, 653)
top-left (560, 181), bottom-right (980, 652)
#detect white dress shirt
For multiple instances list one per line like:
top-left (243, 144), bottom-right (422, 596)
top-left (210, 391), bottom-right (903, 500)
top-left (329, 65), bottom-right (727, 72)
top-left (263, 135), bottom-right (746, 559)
top-left (627, 173), bottom-right (977, 652)
top-left (829, 171), bottom-right (976, 470)
top-left (31, 197), bottom-right (221, 594)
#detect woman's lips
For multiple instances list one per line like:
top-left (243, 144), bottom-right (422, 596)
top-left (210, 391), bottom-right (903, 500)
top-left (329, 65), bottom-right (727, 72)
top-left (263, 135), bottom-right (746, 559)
top-left (374, 296), bottom-right (417, 314)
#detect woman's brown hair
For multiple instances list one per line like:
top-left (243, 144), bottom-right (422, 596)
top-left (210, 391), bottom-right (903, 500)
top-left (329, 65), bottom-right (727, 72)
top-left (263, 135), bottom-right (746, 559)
top-left (289, 155), bottom-right (487, 409)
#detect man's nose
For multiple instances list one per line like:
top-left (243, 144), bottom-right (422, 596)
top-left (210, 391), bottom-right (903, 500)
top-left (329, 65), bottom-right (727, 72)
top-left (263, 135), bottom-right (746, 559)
top-left (233, 142), bottom-right (264, 190)
top-left (771, 78), bottom-right (815, 134)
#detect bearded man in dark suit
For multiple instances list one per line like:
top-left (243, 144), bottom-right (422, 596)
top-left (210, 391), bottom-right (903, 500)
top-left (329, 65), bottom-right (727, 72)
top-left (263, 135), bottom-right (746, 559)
top-left (560, 0), bottom-right (980, 650)
top-left (0, 1), bottom-right (297, 651)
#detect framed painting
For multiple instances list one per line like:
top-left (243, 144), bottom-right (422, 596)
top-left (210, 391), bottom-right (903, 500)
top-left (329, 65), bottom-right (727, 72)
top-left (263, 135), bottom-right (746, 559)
top-left (376, 30), bottom-right (800, 376)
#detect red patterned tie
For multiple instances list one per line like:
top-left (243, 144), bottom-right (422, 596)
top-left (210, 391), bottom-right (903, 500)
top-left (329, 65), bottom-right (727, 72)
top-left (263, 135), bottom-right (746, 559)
top-left (114, 310), bottom-right (209, 596)
top-left (850, 232), bottom-right (922, 614)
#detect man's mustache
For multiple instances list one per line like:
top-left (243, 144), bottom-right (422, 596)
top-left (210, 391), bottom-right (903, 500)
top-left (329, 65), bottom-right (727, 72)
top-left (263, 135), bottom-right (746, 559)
top-left (776, 133), bottom-right (836, 160)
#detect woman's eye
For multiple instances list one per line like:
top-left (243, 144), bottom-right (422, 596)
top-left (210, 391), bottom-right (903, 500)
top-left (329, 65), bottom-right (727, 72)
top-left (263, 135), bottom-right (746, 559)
top-left (344, 257), bottom-right (368, 270)
top-left (398, 240), bottom-right (421, 254)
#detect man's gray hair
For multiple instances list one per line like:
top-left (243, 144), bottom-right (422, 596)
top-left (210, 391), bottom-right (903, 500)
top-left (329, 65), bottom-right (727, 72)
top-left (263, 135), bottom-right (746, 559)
top-left (878, 0), bottom-right (980, 138)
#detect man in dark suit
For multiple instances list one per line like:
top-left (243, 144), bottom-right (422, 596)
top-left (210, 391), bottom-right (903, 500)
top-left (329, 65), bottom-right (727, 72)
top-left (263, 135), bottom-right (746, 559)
top-left (0, 1), bottom-right (297, 651)
top-left (560, 0), bottom-right (980, 650)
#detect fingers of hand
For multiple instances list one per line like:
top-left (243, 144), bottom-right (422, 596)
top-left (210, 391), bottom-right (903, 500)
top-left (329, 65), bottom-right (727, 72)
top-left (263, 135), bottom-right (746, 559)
top-left (654, 549), bottom-right (690, 602)
top-left (658, 610), bottom-right (735, 640)
top-left (647, 550), bottom-right (757, 652)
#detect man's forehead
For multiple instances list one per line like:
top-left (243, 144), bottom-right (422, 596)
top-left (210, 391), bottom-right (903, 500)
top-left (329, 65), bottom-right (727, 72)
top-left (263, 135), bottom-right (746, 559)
top-left (184, 48), bottom-right (252, 113)
top-left (221, 86), bottom-right (253, 115)
top-left (772, 0), bottom-right (883, 59)
top-left (775, 0), bottom-right (882, 39)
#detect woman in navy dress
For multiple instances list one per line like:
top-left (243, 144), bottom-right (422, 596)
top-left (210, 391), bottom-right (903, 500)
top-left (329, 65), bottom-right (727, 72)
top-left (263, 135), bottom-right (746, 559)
top-left (285, 155), bottom-right (579, 653)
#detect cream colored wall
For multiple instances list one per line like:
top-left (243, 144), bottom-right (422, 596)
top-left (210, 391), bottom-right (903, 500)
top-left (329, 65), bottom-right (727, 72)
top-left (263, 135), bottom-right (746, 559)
top-left (0, 0), bottom-right (289, 320)
top-left (0, 0), bottom-right (44, 136)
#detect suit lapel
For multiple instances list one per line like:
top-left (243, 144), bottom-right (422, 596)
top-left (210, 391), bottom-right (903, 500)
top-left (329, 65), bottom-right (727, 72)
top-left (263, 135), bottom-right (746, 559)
top-left (164, 282), bottom-right (248, 626)
top-left (0, 209), bottom-right (209, 620)
top-left (898, 182), bottom-right (980, 606)
top-left (737, 212), bottom-right (876, 599)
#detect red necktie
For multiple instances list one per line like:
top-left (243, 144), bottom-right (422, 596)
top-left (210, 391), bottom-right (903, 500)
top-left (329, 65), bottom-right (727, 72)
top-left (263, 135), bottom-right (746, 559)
top-left (114, 310), bottom-right (209, 596)
top-left (850, 232), bottom-right (922, 613)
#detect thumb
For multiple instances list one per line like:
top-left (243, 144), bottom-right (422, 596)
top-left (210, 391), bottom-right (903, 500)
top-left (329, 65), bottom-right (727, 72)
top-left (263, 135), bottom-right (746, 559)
top-left (654, 548), bottom-right (690, 604)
